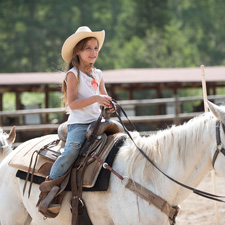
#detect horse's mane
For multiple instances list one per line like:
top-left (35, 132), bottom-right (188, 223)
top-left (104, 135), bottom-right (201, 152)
top-left (120, 112), bottom-right (216, 182)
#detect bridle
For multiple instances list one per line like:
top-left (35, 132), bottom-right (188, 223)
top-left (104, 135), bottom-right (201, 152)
top-left (212, 120), bottom-right (225, 168)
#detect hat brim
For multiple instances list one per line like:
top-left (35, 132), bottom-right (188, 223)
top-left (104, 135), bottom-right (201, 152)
top-left (61, 30), bottom-right (105, 63)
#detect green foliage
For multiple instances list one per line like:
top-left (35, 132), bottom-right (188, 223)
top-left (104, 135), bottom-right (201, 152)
top-left (178, 88), bottom-right (203, 113)
top-left (1, 0), bottom-right (225, 72)
top-left (3, 93), bottom-right (16, 111)
top-left (21, 93), bottom-right (45, 107)
top-left (217, 87), bottom-right (225, 95)
top-left (49, 92), bottom-right (63, 108)
top-left (20, 91), bottom-right (62, 108)
top-left (1, 0), bottom-right (225, 114)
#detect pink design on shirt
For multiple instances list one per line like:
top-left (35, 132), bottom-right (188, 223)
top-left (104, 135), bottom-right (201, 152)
top-left (80, 72), bottom-right (99, 93)
top-left (91, 79), bottom-right (98, 91)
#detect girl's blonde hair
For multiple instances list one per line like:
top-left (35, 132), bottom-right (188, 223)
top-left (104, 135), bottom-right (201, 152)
top-left (62, 37), bottom-right (99, 108)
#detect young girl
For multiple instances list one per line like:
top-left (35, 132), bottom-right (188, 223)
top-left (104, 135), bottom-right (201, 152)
top-left (49, 26), bottom-right (114, 180)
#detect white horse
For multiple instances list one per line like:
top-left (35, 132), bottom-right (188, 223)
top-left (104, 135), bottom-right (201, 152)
top-left (0, 101), bottom-right (225, 225)
top-left (0, 126), bottom-right (16, 163)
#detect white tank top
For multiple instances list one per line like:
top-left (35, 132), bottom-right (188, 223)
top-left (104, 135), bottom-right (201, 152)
top-left (66, 67), bottom-right (102, 124)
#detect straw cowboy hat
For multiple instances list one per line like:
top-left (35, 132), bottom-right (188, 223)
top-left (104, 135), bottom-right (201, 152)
top-left (61, 26), bottom-right (105, 63)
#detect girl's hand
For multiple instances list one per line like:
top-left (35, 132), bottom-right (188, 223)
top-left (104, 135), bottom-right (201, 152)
top-left (108, 104), bottom-right (116, 113)
top-left (96, 95), bottom-right (112, 108)
top-left (107, 101), bottom-right (116, 113)
top-left (96, 95), bottom-right (116, 113)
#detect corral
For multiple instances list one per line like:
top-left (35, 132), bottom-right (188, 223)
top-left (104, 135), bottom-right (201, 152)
top-left (0, 66), bottom-right (225, 143)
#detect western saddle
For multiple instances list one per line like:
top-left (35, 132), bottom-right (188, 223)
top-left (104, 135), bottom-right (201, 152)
top-left (35, 109), bottom-right (125, 225)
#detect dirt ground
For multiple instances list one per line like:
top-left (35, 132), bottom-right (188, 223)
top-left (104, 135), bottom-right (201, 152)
top-left (176, 173), bottom-right (225, 225)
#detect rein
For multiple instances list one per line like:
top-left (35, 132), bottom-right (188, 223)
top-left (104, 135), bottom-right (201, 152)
top-left (111, 101), bottom-right (225, 203)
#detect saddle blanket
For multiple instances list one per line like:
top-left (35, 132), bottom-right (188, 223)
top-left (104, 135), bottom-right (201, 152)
top-left (10, 133), bottom-right (126, 191)
top-left (9, 134), bottom-right (59, 176)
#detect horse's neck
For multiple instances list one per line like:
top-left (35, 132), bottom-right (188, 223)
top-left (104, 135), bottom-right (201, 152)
top-left (0, 151), bottom-right (9, 163)
top-left (154, 118), bottom-right (215, 205)
top-left (122, 117), bottom-right (216, 206)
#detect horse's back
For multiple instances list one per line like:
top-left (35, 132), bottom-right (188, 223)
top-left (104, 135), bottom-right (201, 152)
top-left (8, 134), bottom-right (59, 174)
top-left (0, 133), bottom-right (171, 225)
top-left (0, 136), bottom-right (51, 224)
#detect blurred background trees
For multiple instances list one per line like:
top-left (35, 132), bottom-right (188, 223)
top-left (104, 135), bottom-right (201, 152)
top-left (1, 0), bottom-right (225, 73)
top-left (1, 0), bottom-right (225, 134)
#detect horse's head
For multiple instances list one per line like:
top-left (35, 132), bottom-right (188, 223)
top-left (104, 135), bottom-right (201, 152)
top-left (0, 126), bottom-right (16, 163)
top-left (207, 101), bottom-right (225, 177)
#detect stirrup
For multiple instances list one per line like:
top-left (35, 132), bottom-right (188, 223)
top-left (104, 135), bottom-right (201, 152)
top-left (39, 186), bottom-right (60, 213)
top-left (47, 204), bottom-right (61, 214)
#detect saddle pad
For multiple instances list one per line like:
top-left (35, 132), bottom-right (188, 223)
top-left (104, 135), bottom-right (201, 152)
top-left (16, 134), bottom-right (126, 191)
top-left (8, 134), bottom-right (61, 177)
top-left (83, 134), bottom-right (126, 191)
top-left (82, 133), bottom-right (125, 188)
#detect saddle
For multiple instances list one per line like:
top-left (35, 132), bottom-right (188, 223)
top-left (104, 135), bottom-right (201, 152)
top-left (58, 108), bottom-right (124, 142)
top-left (33, 109), bottom-right (125, 224)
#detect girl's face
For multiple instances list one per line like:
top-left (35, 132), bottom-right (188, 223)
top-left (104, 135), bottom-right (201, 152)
top-left (77, 38), bottom-right (99, 66)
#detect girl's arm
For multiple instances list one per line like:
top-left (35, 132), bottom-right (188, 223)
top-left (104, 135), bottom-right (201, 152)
top-left (99, 77), bottom-right (108, 95)
top-left (67, 72), bottom-right (112, 110)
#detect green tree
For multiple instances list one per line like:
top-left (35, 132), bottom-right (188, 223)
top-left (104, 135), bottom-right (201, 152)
top-left (1, 0), bottom-right (225, 72)
top-left (168, 0), bottom-right (225, 66)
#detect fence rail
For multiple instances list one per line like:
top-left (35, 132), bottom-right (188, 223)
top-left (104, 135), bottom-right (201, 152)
top-left (1, 95), bottom-right (225, 133)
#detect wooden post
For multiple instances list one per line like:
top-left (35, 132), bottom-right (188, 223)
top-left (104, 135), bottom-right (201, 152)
top-left (201, 65), bottom-right (220, 225)
top-left (174, 95), bottom-right (180, 125)
top-left (15, 92), bottom-right (20, 125)
top-left (0, 93), bottom-right (2, 126)
top-left (45, 85), bottom-right (49, 135)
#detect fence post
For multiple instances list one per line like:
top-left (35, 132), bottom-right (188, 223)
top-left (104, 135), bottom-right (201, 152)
top-left (174, 95), bottom-right (180, 125)
top-left (0, 93), bottom-right (2, 126)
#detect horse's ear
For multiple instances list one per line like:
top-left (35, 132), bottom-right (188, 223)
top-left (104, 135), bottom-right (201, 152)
top-left (207, 100), bottom-right (225, 124)
top-left (7, 126), bottom-right (16, 144)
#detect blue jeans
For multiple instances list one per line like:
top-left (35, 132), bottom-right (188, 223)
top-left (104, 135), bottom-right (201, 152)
top-left (49, 123), bottom-right (89, 180)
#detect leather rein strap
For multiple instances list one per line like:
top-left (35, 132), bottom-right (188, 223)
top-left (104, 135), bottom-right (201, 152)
top-left (212, 120), bottom-right (225, 168)
top-left (71, 110), bottom-right (105, 225)
top-left (110, 101), bottom-right (225, 203)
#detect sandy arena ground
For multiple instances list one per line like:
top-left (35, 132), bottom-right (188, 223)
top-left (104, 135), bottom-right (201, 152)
top-left (176, 173), bottom-right (225, 225)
